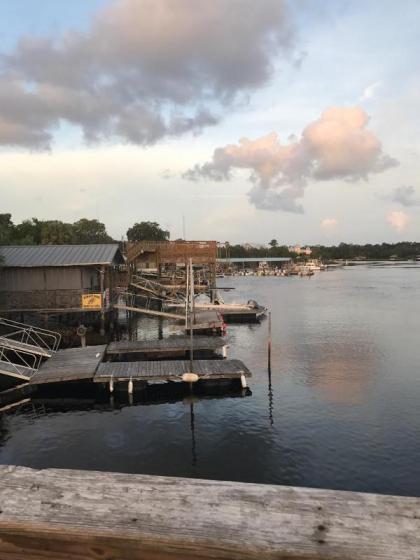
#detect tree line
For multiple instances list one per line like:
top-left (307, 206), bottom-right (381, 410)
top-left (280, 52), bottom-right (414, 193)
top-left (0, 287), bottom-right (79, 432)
top-left (1, 214), bottom-right (419, 260)
top-left (0, 214), bottom-right (169, 245)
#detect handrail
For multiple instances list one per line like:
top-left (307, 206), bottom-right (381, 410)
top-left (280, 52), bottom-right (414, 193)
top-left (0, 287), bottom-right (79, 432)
top-left (0, 317), bottom-right (61, 353)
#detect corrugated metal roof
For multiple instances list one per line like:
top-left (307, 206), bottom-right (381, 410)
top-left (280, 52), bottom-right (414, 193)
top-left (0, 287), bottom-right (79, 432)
top-left (0, 245), bottom-right (124, 268)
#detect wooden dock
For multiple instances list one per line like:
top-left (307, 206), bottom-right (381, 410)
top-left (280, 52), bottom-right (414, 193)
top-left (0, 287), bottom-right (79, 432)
top-left (29, 345), bottom-right (107, 385)
top-left (0, 465), bottom-right (419, 559)
top-left (95, 359), bottom-right (250, 383)
top-left (106, 336), bottom-right (227, 358)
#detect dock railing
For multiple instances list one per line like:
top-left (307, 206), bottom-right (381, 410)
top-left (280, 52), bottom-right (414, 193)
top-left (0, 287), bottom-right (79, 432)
top-left (0, 465), bottom-right (419, 559)
top-left (0, 317), bottom-right (61, 355)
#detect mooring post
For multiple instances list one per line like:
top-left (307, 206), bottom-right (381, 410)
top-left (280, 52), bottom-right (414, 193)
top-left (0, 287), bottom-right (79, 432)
top-left (268, 311), bottom-right (272, 371)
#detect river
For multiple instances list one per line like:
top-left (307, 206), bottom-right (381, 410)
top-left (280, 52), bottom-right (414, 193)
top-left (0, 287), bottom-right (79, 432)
top-left (1, 263), bottom-right (420, 496)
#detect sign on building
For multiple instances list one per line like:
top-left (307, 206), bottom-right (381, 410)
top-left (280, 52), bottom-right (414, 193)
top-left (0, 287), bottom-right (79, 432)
top-left (82, 293), bottom-right (102, 309)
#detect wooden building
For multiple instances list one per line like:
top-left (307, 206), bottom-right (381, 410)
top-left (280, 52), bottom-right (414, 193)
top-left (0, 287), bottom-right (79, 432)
top-left (0, 245), bottom-right (125, 328)
top-left (126, 240), bottom-right (217, 272)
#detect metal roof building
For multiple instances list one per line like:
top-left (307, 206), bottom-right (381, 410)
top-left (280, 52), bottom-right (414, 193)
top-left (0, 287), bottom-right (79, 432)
top-left (0, 245), bottom-right (124, 268)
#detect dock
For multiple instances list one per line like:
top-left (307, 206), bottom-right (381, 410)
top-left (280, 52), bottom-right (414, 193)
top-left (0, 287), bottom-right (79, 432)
top-left (166, 302), bottom-right (267, 323)
top-left (106, 335), bottom-right (227, 359)
top-left (95, 359), bottom-right (250, 383)
top-left (0, 465), bottom-right (419, 559)
top-left (29, 345), bottom-right (107, 385)
top-left (26, 342), bottom-right (249, 387)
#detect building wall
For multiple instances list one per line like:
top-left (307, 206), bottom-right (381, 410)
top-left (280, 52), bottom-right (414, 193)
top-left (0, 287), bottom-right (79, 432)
top-left (0, 266), bottom-right (102, 311)
top-left (0, 267), bottom-right (99, 292)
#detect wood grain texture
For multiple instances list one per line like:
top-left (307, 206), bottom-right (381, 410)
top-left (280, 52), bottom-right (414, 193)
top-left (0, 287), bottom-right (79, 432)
top-left (29, 345), bottom-right (107, 384)
top-left (94, 359), bottom-right (251, 381)
top-left (106, 336), bottom-right (226, 354)
top-left (0, 466), bottom-right (419, 559)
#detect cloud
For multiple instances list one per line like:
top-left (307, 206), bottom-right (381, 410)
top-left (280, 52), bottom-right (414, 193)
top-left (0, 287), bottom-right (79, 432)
top-left (391, 185), bottom-right (420, 207)
top-left (321, 218), bottom-right (338, 230)
top-left (386, 210), bottom-right (410, 232)
top-left (359, 81), bottom-right (382, 101)
top-left (0, 0), bottom-right (295, 149)
top-left (185, 106), bottom-right (398, 212)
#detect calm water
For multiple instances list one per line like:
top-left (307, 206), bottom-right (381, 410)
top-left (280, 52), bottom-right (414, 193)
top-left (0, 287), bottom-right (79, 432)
top-left (1, 264), bottom-right (420, 496)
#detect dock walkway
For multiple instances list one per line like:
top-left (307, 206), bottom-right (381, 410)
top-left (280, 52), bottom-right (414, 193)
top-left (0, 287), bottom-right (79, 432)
top-left (95, 359), bottom-right (250, 383)
top-left (106, 336), bottom-right (226, 357)
top-left (29, 345), bottom-right (107, 385)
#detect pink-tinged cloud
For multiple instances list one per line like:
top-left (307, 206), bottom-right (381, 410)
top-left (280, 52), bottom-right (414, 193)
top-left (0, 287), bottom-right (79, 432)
top-left (321, 218), bottom-right (338, 230)
top-left (386, 211), bottom-right (410, 232)
top-left (185, 106), bottom-right (398, 212)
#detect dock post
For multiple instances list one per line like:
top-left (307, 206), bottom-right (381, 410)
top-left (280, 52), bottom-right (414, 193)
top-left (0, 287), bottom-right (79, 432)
top-left (100, 265), bottom-right (106, 336)
top-left (222, 345), bottom-right (227, 358)
top-left (268, 311), bottom-right (272, 371)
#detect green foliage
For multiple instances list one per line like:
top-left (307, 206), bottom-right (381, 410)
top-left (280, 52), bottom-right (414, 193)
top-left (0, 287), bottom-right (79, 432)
top-left (269, 239), bottom-right (278, 248)
top-left (0, 213), bottom-right (14, 244)
top-left (127, 221), bottom-right (170, 242)
top-left (0, 214), bottom-right (114, 245)
top-left (72, 219), bottom-right (113, 244)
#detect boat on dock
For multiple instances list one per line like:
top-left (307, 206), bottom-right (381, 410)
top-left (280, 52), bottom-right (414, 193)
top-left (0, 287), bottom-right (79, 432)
top-left (166, 300), bottom-right (267, 323)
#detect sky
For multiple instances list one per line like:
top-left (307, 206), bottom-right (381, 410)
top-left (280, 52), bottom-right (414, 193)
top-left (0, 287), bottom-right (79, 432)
top-left (0, 0), bottom-right (419, 244)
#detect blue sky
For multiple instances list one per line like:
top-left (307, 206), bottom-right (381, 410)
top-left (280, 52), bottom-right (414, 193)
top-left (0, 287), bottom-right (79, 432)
top-left (0, 0), bottom-right (419, 243)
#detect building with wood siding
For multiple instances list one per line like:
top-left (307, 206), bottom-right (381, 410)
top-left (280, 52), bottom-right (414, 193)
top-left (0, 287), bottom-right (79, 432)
top-left (0, 245), bottom-right (125, 317)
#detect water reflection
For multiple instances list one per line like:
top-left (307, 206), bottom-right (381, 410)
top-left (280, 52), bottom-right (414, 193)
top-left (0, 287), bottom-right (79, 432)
top-left (1, 266), bottom-right (420, 496)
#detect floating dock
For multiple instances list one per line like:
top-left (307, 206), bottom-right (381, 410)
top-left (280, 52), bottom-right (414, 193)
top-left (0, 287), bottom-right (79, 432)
top-left (29, 345), bottom-right (107, 385)
top-left (106, 336), bottom-right (227, 359)
top-left (26, 341), bottom-right (250, 387)
top-left (166, 303), bottom-right (266, 323)
top-left (95, 359), bottom-right (250, 384)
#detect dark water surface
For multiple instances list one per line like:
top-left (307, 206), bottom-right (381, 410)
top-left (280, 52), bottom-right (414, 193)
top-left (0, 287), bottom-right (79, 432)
top-left (1, 264), bottom-right (420, 496)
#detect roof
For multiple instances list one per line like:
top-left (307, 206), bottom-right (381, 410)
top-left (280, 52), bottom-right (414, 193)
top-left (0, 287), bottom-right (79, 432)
top-left (0, 245), bottom-right (124, 268)
top-left (217, 257), bottom-right (291, 263)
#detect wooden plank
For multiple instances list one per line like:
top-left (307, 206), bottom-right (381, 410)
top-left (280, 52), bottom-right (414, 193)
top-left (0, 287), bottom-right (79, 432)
top-left (30, 345), bottom-right (106, 385)
top-left (0, 361), bottom-right (32, 381)
top-left (114, 304), bottom-right (183, 320)
top-left (0, 337), bottom-right (53, 358)
top-left (0, 465), bottom-right (419, 560)
top-left (95, 359), bottom-right (251, 381)
top-left (106, 336), bottom-right (226, 355)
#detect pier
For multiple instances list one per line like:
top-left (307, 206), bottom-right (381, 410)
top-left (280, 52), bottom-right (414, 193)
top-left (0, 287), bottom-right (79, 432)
top-left (0, 464), bottom-right (418, 559)
top-left (106, 335), bottom-right (227, 359)
top-left (95, 358), bottom-right (250, 383)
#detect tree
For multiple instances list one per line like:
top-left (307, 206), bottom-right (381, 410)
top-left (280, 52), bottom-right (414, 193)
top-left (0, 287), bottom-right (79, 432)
top-left (40, 221), bottom-right (75, 244)
top-left (0, 213), bottom-right (14, 245)
top-left (269, 239), bottom-right (278, 248)
top-left (127, 221), bottom-right (170, 242)
top-left (73, 219), bottom-right (113, 244)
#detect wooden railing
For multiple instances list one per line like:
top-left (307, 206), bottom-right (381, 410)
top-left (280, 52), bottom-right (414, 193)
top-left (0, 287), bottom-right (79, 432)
top-left (0, 465), bottom-right (418, 559)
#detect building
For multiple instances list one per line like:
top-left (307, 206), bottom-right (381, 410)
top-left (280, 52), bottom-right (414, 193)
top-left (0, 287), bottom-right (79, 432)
top-left (288, 245), bottom-right (312, 256)
top-left (0, 245), bottom-right (125, 328)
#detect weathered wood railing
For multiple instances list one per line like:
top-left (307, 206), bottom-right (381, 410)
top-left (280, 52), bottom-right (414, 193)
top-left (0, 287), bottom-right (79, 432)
top-left (0, 465), bottom-right (419, 559)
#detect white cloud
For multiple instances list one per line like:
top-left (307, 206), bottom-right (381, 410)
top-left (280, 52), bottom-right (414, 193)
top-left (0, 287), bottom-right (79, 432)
top-left (386, 210), bottom-right (410, 232)
top-left (359, 81), bottom-right (382, 101)
top-left (185, 106), bottom-right (398, 212)
top-left (0, 0), bottom-right (295, 149)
